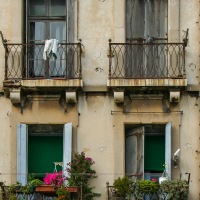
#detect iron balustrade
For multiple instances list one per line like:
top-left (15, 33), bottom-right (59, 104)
top-left (2, 42), bottom-right (82, 80)
top-left (108, 40), bottom-right (186, 79)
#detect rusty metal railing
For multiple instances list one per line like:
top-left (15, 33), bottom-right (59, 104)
top-left (0, 32), bottom-right (82, 80)
top-left (108, 39), bottom-right (187, 79)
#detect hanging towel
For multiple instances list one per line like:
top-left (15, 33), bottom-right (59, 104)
top-left (43, 39), bottom-right (59, 60)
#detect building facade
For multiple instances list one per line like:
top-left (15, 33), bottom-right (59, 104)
top-left (0, 0), bottom-right (199, 199)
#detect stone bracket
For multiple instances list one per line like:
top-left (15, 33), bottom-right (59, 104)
top-left (114, 91), bottom-right (124, 104)
top-left (10, 88), bottom-right (21, 104)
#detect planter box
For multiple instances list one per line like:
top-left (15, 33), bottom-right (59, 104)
top-left (35, 185), bottom-right (78, 193)
top-left (66, 186), bottom-right (78, 193)
top-left (35, 185), bottom-right (55, 193)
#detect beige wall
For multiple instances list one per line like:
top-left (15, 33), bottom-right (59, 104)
top-left (0, 0), bottom-right (199, 199)
top-left (0, 97), bottom-right (78, 185)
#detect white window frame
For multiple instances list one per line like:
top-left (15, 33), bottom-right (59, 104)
top-left (17, 123), bottom-right (72, 185)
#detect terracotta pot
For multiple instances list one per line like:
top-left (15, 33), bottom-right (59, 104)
top-left (66, 186), bottom-right (78, 193)
top-left (35, 185), bottom-right (55, 193)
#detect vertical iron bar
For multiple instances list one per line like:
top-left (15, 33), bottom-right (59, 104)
top-left (79, 40), bottom-right (82, 79)
top-left (183, 44), bottom-right (186, 78)
top-left (65, 43), bottom-right (68, 79)
top-left (108, 39), bottom-right (112, 79)
top-left (4, 44), bottom-right (8, 80)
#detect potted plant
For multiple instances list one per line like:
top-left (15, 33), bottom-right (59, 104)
top-left (113, 176), bottom-right (132, 198)
top-left (159, 179), bottom-right (189, 200)
top-left (137, 180), bottom-right (159, 199)
top-left (34, 171), bottom-right (64, 193)
top-left (56, 186), bottom-right (70, 200)
top-left (66, 151), bottom-right (101, 200)
top-left (7, 181), bottom-right (22, 200)
top-left (159, 164), bottom-right (169, 184)
top-left (8, 181), bottom-right (22, 193)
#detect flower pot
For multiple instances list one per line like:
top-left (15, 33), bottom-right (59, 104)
top-left (35, 185), bottom-right (55, 193)
top-left (58, 195), bottom-right (66, 200)
top-left (159, 177), bottom-right (168, 184)
top-left (66, 186), bottom-right (78, 193)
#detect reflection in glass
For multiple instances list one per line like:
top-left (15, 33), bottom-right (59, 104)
top-left (30, 0), bottom-right (45, 16)
top-left (50, 0), bottom-right (66, 16)
top-left (30, 22), bottom-right (45, 42)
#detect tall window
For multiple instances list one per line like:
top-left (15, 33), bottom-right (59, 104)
top-left (28, 0), bottom-right (66, 43)
top-left (26, 0), bottom-right (71, 78)
top-left (125, 0), bottom-right (168, 78)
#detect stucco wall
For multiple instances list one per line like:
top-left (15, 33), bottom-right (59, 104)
top-left (0, 0), bottom-right (199, 199)
top-left (0, 97), bottom-right (78, 185)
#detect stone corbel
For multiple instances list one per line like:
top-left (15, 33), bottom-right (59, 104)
top-left (66, 91), bottom-right (77, 103)
top-left (114, 91), bottom-right (124, 104)
top-left (10, 88), bottom-right (21, 104)
top-left (170, 89), bottom-right (180, 103)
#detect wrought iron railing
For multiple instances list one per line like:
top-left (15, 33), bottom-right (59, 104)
top-left (108, 40), bottom-right (187, 79)
top-left (106, 182), bottom-right (183, 200)
top-left (0, 183), bottom-right (82, 200)
top-left (0, 32), bottom-right (82, 80)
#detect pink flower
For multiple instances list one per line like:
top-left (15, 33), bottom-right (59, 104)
top-left (152, 178), bottom-right (157, 182)
top-left (43, 171), bottom-right (64, 187)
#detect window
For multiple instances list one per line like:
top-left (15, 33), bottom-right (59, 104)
top-left (28, 0), bottom-right (66, 43)
top-left (125, 123), bottom-right (171, 180)
top-left (28, 126), bottom-right (64, 178)
top-left (25, 0), bottom-right (74, 78)
top-left (125, 0), bottom-right (168, 78)
top-left (17, 123), bottom-right (72, 185)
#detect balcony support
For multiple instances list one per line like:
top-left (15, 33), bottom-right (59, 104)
top-left (169, 89), bottom-right (180, 103)
top-left (114, 91), bottom-right (124, 104)
top-left (10, 88), bottom-right (21, 104)
top-left (66, 91), bottom-right (77, 103)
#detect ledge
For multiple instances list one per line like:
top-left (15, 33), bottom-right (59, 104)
top-left (107, 78), bottom-right (187, 88)
top-left (3, 79), bottom-right (83, 89)
top-left (21, 79), bottom-right (83, 87)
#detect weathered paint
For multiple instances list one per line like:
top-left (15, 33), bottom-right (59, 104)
top-left (0, 0), bottom-right (199, 199)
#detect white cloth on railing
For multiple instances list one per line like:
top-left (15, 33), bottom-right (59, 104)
top-left (43, 39), bottom-right (59, 60)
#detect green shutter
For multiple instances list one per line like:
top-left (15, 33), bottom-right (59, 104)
top-left (28, 136), bottom-right (63, 178)
top-left (144, 135), bottom-right (165, 172)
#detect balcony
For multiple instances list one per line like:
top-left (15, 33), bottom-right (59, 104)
top-left (107, 39), bottom-right (187, 89)
top-left (0, 32), bottom-right (83, 90)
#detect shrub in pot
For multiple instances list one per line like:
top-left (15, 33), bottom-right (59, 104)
top-left (158, 179), bottom-right (189, 200)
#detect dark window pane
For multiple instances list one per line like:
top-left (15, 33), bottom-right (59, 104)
top-left (50, 21), bottom-right (66, 42)
top-left (50, 0), bottom-right (66, 16)
top-left (30, 22), bottom-right (45, 42)
top-left (29, 0), bottom-right (46, 16)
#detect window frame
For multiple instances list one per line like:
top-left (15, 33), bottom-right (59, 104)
top-left (125, 122), bottom-right (172, 180)
top-left (17, 123), bottom-right (72, 185)
top-left (25, 0), bottom-right (74, 44)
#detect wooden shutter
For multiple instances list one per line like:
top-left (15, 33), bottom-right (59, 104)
top-left (17, 124), bottom-right (28, 186)
top-left (125, 126), bottom-right (144, 179)
top-left (63, 123), bottom-right (72, 180)
top-left (126, 0), bottom-right (167, 39)
top-left (67, 0), bottom-right (74, 43)
top-left (165, 122), bottom-right (172, 178)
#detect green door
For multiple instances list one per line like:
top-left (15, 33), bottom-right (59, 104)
top-left (28, 136), bottom-right (63, 178)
